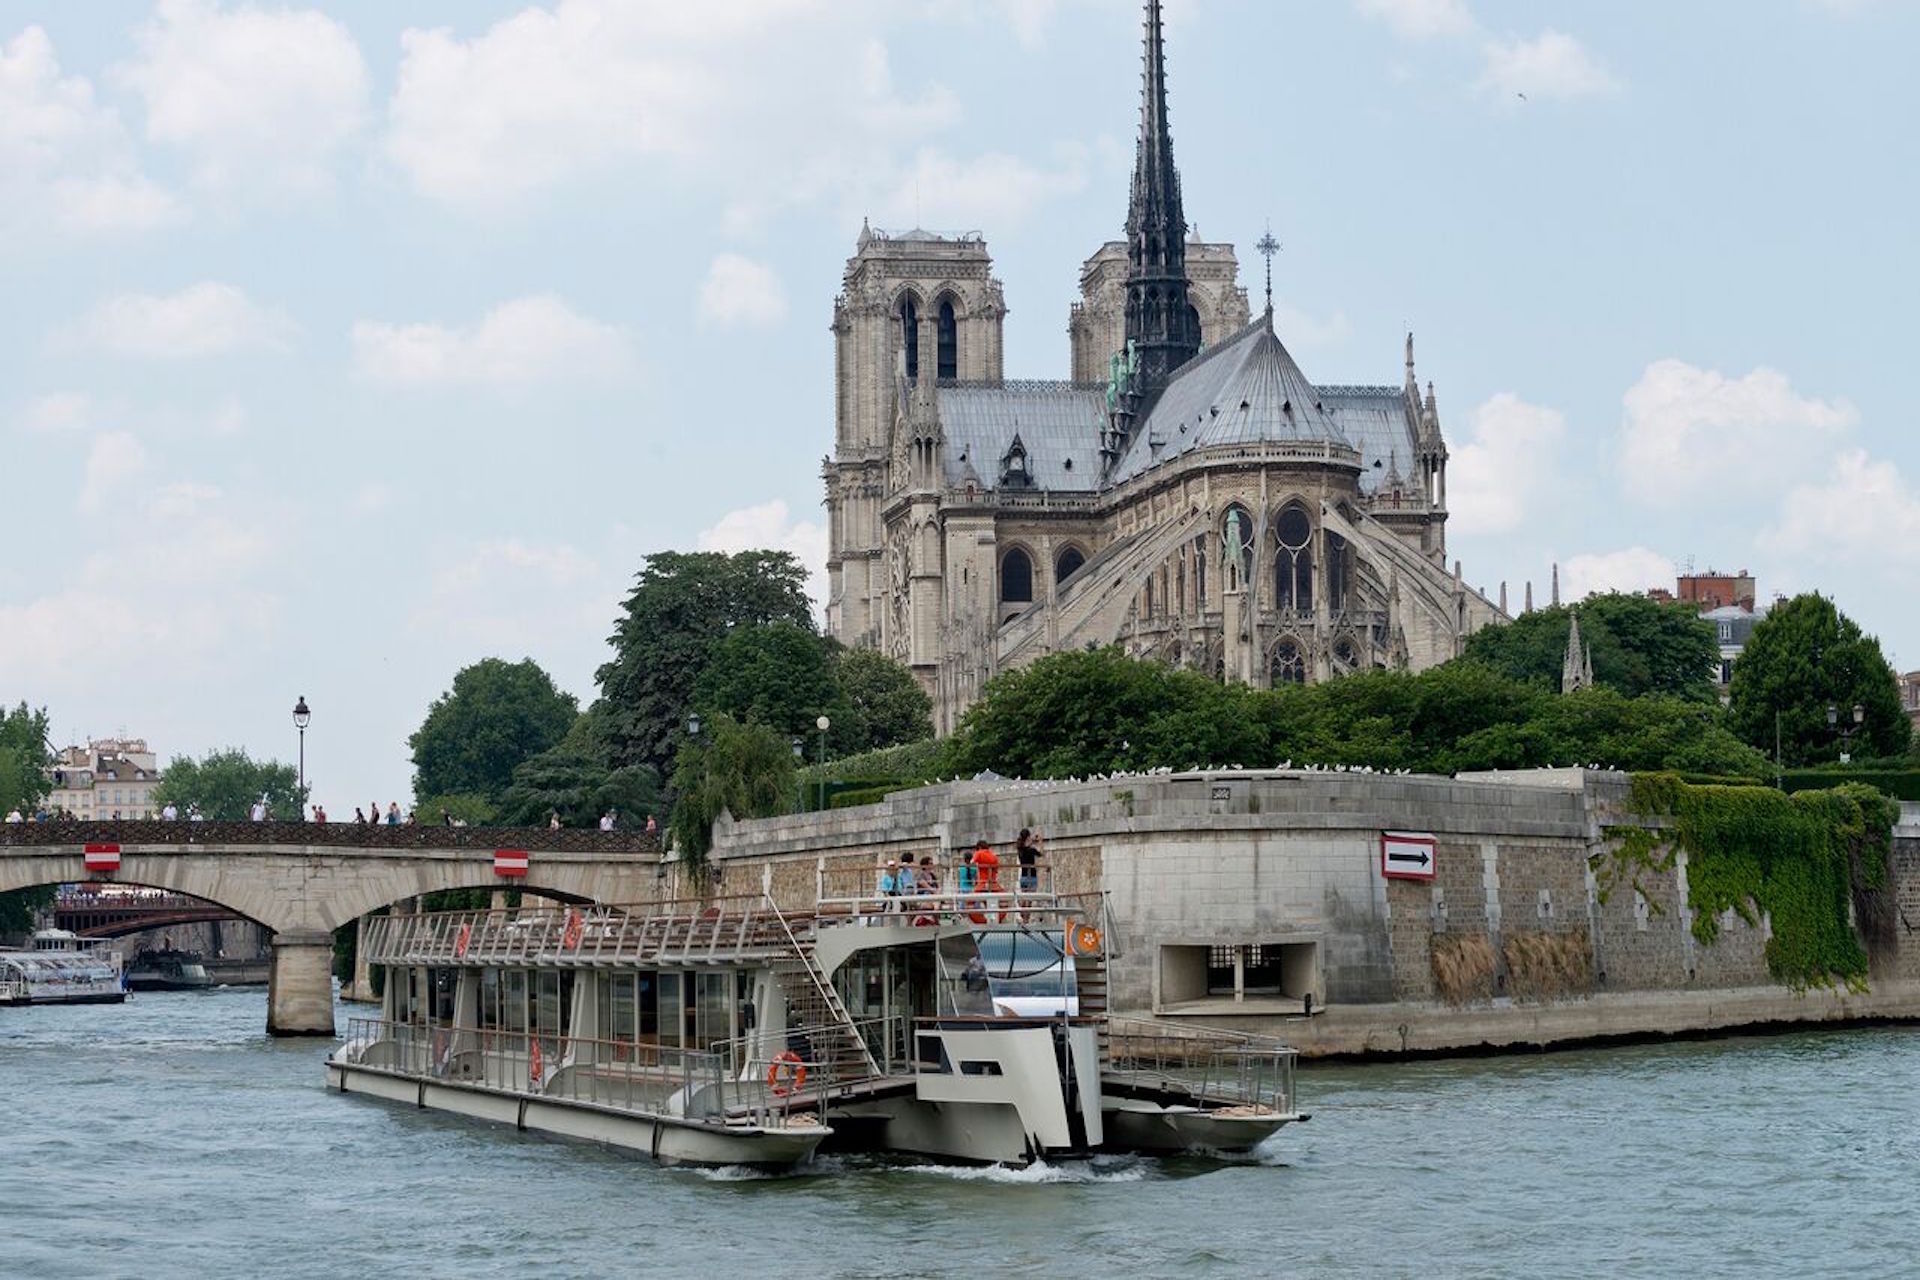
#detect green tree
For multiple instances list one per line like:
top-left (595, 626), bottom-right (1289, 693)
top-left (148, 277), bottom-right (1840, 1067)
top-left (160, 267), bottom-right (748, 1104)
top-left (0, 702), bottom-right (53, 816)
top-left (836, 648), bottom-right (934, 752)
top-left (496, 709), bottom-right (664, 828)
top-left (669, 715), bottom-right (796, 862)
top-left (154, 748), bottom-right (306, 820)
top-left (1461, 593), bottom-right (1718, 700)
top-left (692, 621), bottom-right (844, 743)
top-left (409, 658), bottom-right (578, 804)
top-left (412, 792), bottom-right (498, 828)
top-left (0, 886), bottom-right (56, 938)
top-left (1727, 593), bottom-right (1909, 766)
top-left (596, 550), bottom-right (813, 778)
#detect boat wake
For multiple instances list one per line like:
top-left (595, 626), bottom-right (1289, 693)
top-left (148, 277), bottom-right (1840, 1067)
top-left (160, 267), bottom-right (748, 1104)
top-left (898, 1155), bottom-right (1153, 1185)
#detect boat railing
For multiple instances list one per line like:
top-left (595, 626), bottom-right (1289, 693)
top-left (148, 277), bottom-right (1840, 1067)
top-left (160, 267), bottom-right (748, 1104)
top-left (813, 865), bottom-right (1097, 929)
top-left (339, 1016), bottom-right (817, 1130)
top-left (363, 897), bottom-right (803, 967)
top-left (1104, 1014), bottom-right (1299, 1116)
top-left (709, 1014), bottom-right (898, 1101)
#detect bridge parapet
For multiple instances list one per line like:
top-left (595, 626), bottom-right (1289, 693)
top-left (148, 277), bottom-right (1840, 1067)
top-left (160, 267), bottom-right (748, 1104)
top-left (0, 819), bottom-right (663, 856)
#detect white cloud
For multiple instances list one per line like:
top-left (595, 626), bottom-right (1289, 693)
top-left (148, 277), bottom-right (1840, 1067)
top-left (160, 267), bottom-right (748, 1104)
top-left (117, 0), bottom-right (370, 197)
top-left (1620, 359), bottom-right (1855, 503)
top-left (697, 254), bottom-right (789, 329)
top-left (65, 282), bottom-right (295, 358)
top-left (1479, 31), bottom-right (1620, 100)
top-left (1272, 301), bottom-right (1352, 350)
top-left (78, 431), bottom-right (149, 513)
top-left (698, 499), bottom-right (829, 612)
top-left (1562, 547), bottom-right (1676, 601)
top-left (1445, 392), bottom-right (1565, 536)
top-left (1354, 0), bottom-right (1475, 40)
top-left (350, 295), bottom-right (632, 386)
top-left (1762, 449), bottom-right (1920, 567)
top-left (0, 26), bottom-right (181, 238)
top-left (863, 146), bottom-right (1089, 231)
top-left (409, 538), bottom-right (615, 658)
top-left (20, 391), bottom-right (92, 434)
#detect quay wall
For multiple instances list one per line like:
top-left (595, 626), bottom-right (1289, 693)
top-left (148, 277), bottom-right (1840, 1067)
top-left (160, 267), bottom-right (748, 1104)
top-left (707, 770), bottom-right (1920, 1059)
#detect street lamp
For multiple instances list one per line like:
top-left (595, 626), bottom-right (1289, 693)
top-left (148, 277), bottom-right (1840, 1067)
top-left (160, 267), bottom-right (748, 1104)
top-left (791, 736), bottom-right (804, 811)
top-left (1827, 702), bottom-right (1865, 764)
top-left (687, 712), bottom-right (701, 740)
top-left (292, 696), bottom-right (311, 806)
top-left (815, 715), bottom-right (831, 813)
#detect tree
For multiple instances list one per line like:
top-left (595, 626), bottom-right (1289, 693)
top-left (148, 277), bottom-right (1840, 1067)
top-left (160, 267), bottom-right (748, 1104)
top-left (0, 886), bottom-right (55, 938)
top-left (692, 621), bottom-right (843, 743)
top-left (0, 702), bottom-right (52, 816)
top-left (836, 648), bottom-right (934, 752)
top-left (1727, 593), bottom-right (1909, 767)
top-left (154, 748), bottom-right (306, 820)
top-left (596, 550), bottom-right (814, 778)
top-left (412, 793), bottom-right (498, 828)
top-left (669, 715), bottom-right (797, 862)
top-left (496, 709), bottom-right (663, 828)
top-left (1460, 593), bottom-right (1718, 701)
top-left (410, 658), bottom-right (578, 804)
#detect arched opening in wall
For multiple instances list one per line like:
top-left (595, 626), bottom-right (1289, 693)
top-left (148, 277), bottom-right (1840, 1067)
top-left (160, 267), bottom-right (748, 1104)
top-left (1272, 502), bottom-right (1313, 613)
top-left (1270, 638), bottom-right (1307, 686)
top-left (1193, 534), bottom-right (1208, 605)
top-left (898, 296), bottom-right (920, 380)
top-left (1000, 547), bottom-right (1033, 604)
top-left (1055, 544), bottom-right (1086, 587)
top-left (1222, 504), bottom-right (1254, 592)
top-left (1167, 639), bottom-right (1183, 668)
top-left (936, 297), bottom-right (958, 380)
top-left (1327, 532), bottom-right (1350, 611)
top-left (1332, 637), bottom-right (1360, 674)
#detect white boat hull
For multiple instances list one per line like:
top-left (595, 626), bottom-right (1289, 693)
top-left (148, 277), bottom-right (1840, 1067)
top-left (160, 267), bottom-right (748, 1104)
top-left (325, 1061), bottom-right (829, 1168)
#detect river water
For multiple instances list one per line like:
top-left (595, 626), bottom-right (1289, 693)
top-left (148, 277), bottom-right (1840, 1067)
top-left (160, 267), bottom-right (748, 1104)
top-left (4, 988), bottom-right (1914, 1279)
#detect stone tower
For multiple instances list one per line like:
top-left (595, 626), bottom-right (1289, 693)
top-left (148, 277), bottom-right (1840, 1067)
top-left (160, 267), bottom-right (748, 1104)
top-left (1561, 610), bottom-right (1594, 693)
top-left (824, 225), bottom-right (1006, 648)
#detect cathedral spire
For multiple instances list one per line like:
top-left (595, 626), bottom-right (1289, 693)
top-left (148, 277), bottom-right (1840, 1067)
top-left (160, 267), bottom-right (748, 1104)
top-left (1124, 0), bottom-right (1202, 393)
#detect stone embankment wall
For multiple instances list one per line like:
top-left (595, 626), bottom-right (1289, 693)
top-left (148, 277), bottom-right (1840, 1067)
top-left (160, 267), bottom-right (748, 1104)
top-left (710, 770), bottom-right (1920, 1058)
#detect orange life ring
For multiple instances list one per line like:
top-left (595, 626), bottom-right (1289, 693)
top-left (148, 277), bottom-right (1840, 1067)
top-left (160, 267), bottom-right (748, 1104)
top-left (562, 909), bottom-right (583, 950)
top-left (766, 1050), bottom-right (807, 1097)
top-left (1065, 921), bottom-right (1102, 956)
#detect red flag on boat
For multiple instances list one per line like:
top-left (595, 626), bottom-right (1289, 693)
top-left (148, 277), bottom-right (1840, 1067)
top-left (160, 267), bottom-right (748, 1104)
top-left (493, 848), bottom-right (528, 877)
top-left (83, 843), bottom-right (120, 874)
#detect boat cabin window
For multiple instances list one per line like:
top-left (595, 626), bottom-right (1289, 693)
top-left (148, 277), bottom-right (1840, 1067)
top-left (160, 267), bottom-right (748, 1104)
top-left (656, 972), bottom-right (683, 1048)
top-left (936, 930), bottom-right (1075, 1017)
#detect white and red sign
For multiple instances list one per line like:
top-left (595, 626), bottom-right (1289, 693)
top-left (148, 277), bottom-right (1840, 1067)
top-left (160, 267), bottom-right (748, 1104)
top-left (493, 848), bottom-right (529, 878)
top-left (83, 843), bottom-right (121, 874)
top-left (1380, 831), bottom-right (1437, 881)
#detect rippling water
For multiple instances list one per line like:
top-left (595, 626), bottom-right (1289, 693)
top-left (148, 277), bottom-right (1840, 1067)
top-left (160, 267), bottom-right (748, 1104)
top-left (5, 989), bottom-right (1915, 1278)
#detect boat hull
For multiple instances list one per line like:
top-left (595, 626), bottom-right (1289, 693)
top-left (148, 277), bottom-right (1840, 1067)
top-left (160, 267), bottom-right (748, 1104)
top-left (325, 1061), bottom-right (829, 1169)
top-left (0, 990), bottom-right (128, 1007)
top-left (1100, 1097), bottom-right (1298, 1154)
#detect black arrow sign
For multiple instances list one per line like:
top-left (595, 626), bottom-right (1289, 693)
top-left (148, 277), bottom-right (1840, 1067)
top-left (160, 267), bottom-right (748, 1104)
top-left (1387, 849), bottom-right (1431, 867)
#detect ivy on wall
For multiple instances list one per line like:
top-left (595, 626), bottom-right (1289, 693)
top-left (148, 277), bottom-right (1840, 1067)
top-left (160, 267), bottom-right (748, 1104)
top-left (1600, 774), bottom-right (1899, 990)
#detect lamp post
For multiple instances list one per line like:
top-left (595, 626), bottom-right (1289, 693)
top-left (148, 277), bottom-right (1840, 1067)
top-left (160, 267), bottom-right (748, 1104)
top-left (1828, 702), bottom-right (1865, 764)
top-left (791, 736), bottom-right (805, 812)
top-left (815, 715), bottom-right (831, 813)
top-left (292, 696), bottom-right (311, 804)
top-left (687, 712), bottom-right (701, 741)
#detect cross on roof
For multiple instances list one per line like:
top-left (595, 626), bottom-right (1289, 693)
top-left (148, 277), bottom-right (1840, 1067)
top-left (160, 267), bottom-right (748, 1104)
top-left (1255, 225), bottom-right (1281, 314)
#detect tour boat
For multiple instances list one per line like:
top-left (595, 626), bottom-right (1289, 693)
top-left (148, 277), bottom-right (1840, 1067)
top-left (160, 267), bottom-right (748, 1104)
top-left (326, 873), bottom-right (1303, 1168)
top-left (0, 932), bottom-right (126, 1006)
top-left (124, 947), bottom-right (214, 992)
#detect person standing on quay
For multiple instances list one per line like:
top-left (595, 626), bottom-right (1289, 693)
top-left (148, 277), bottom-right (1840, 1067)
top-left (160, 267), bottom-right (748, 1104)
top-left (599, 810), bottom-right (616, 832)
top-left (386, 802), bottom-right (401, 825)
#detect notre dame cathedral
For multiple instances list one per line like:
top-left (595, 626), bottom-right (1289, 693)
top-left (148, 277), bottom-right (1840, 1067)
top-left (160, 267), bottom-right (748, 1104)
top-left (823, 0), bottom-right (1506, 732)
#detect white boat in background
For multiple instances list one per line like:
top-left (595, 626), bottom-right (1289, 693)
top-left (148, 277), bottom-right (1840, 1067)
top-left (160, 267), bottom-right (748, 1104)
top-left (327, 874), bottom-right (1303, 1169)
top-left (0, 931), bottom-right (125, 1006)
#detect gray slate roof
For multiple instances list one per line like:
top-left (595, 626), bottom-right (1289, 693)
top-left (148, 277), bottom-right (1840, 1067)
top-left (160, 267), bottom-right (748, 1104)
top-left (1109, 318), bottom-right (1355, 484)
top-left (1320, 386), bottom-right (1422, 496)
top-left (938, 381), bottom-right (1106, 492)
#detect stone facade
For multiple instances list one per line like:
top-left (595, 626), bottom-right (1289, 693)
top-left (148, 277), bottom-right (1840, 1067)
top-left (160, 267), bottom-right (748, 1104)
top-left (821, 6), bottom-right (1504, 733)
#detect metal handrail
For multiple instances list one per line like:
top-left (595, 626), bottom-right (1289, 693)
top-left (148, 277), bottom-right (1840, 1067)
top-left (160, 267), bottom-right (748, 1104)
top-left (1104, 1014), bottom-right (1299, 1115)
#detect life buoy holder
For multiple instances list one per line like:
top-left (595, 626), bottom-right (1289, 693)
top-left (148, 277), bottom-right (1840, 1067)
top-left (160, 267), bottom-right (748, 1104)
top-left (1064, 921), bottom-right (1102, 956)
top-left (562, 909), bottom-right (583, 950)
top-left (766, 1050), bottom-right (807, 1097)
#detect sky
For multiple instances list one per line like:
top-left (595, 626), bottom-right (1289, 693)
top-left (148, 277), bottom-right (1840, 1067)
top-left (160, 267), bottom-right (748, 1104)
top-left (3, 0), bottom-right (1916, 814)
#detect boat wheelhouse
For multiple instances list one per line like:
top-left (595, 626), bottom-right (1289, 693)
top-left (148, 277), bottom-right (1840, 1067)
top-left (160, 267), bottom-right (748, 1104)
top-left (124, 947), bottom-right (212, 992)
top-left (327, 873), bottom-right (1302, 1167)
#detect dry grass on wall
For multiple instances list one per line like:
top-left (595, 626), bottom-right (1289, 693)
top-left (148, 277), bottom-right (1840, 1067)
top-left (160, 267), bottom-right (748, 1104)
top-left (1502, 930), bottom-right (1594, 1002)
top-left (1430, 934), bottom-right (1496, 1004)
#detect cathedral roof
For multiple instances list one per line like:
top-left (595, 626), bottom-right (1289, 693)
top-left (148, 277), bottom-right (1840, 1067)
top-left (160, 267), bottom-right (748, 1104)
top-left (937, 380), bottom-right (1106, 493)
top-left (1107, 315), bottom-right (1357, 484)
top-left (1319, 385), bottom-right (1425, 496)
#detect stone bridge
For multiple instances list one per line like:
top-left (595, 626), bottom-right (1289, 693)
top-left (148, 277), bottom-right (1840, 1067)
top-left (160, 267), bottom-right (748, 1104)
top-left (1, 820), bottom-right (668, 1036)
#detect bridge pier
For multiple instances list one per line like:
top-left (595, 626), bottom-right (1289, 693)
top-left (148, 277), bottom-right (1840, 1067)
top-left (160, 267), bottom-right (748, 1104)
top-left (267, 931), bottom-right (336, 1036)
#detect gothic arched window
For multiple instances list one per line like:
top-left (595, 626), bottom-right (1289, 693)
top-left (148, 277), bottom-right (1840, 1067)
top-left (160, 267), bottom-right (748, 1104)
top-left (1273, 503), bottom-right (1313, 613)
top-left (1271, 638), bottom-right (1306, 686)
top-left (1000, 547), bottom-right (1033, 604)
top-left (899, 296), bottom-right (920, 380)
top-left (1055, 545), bottom-right (1086, 586)
top-left (1222, 504), bottom-right (1255, 592)
top-left (936, 298), bottom-right (958, 380)
top-left (1327, 532), bottom-right (1350, 611)
top-left (1193, 534), bottom-right (1207, 605)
